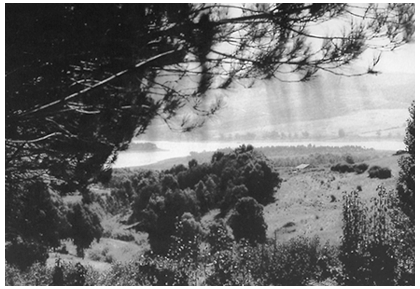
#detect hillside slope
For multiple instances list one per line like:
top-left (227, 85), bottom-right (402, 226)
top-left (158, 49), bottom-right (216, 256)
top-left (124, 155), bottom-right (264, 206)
top-left (264, 154), bottom-right (401, 246)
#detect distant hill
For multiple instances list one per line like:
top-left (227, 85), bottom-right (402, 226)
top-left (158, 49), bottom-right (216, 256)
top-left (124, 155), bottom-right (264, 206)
top-left (140, 68), bottom-right (414, 142)
top-left (204, 71), bottom-right (414, 137)
top-left (128, 142), bottom-right (165, 152)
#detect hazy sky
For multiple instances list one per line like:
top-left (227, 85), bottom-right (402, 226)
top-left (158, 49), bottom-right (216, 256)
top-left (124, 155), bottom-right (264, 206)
top-left (143, 40), bottom-right (415, 141)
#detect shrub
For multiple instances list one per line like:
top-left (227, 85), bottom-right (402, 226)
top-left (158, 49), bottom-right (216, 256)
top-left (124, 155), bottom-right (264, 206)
top-left (344, 154), bottom-right (355, 164)
top-left (136, 256), bottom-right (190, 285)
top-left (5, 239), bottom-right (49, 271)
top-left (331, 163), bottom-right (354, 173)
top-left (353, 163), bottom-right (369, 174)
top-left (397, 101), bottom-right (415, 224)
top-left (206, 221), bottom-right (234, 254)
top-left (87, 249), bottom-right (102, 261)
top-left (224, 236), bottom-right (340, 286)
top-left (168, 212), bottom-right (204, 260)
top-left (264, 237), bottom-right (325, 285)
top-left (6, 262), bottom-right (53, 286)
top-left (339, 187), bottom-right (414, 285)
top-left (367, 165), bottom-right (391, 179)
top-left (5, 259), bottom-right (95, 286)
top-left (67, 203), bottom-right (103, 258)
top-left (229, 197), bottom-right (267, 245)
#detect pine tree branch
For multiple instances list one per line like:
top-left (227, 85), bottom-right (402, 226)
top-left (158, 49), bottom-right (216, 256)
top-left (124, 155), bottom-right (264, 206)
top-left (19, 49), bottom-right (177, 118)
top-left (7, 132), bottom-right (62, 144)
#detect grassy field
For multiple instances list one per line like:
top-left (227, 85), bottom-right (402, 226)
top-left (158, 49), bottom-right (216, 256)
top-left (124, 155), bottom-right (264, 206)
top-left (265, 154), bottom-right (400, 247)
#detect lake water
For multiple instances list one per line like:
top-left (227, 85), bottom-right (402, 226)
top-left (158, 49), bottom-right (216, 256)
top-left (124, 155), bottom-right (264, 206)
top-left (113, 140), bottom-right (405, 168)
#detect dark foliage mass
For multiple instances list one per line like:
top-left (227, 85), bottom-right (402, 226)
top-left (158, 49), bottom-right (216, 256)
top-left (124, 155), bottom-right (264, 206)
top-left (397, 101), bottom-right (415, 224)
top-left (353, 163), bottom-right (369, 174)
top-left (66, 203), bottom-right (103, 258)
top-left (126, 146), bottom-right (280, 254)
top-left (5, 240), bottom-right (50, 271)
top-left (367, 165), bottom-right (392, 179)
top-left (5, 180), bottom-right (70, 269)
top-left (229, 197), bottom-right (267, 244)
top-left (339, 187), bottom-right (414, 285)
top-left (331, 162), bottom-right (369, 174)
top-left (6, 236), bottom-right (337, 286)
top-left (331, 163), bottom-right (355, 173)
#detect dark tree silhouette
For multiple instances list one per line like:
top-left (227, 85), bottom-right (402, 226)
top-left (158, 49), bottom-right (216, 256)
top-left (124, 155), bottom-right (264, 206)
top-left (5, 180), bottom-right (70, 268)
top-left (229, 197), bottom-right (267, 244)
top-left (397, 101), bottom-right (415, 224)
top-left (67, 203), bottom-right (103, 258)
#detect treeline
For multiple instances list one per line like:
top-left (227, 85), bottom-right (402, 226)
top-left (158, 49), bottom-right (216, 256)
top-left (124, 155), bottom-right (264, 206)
top-left (257, 144), bottom-right (384, 167)
top-left (184, 144), bottom-right (386, 168)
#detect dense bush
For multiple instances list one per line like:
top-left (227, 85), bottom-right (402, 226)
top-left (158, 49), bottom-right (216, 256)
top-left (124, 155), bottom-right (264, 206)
top-left (331, 162), bottom-right (369, 174)
top-left (67, 203), bottom-right (103, 258)
top-left (136, 188), bottom-right (200, 255)
top-left (263, 237), bottom-right (337, 285)
top-left (6, 234), bottom-right (341, 286)
top-left (6, 260), bottom-right (91, 286)
top-left (168, 213), bottom-right (204, 260)
top-left (331, 163), bottom-right (354, 173)
top-left (397, 101), bottom-right (415, 224)
top-left (206, 221), bottom-right (234, 254)
top-left (353, 163), bottom-right (369, 174)
top-left (6, 262), bottom-right (54, 286)
top-left (216, 146), bottom-right (281, 205)
top-left (367, 165), bottom-right (391, 179)
top-left (205, 236), bottom-right (338, 286)
top-left (5, 180), bottom-right (70, 269)
top-left (229, 197), bottom-right (267, 245)
top-left (127, 145), bottom-right (280, 255)
top-left (5, 239), bottom-right (49, 271)
top-left (339, 187), bottom-right (414, 285)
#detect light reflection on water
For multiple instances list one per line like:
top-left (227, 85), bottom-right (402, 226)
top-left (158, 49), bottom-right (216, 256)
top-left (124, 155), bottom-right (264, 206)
top-left (113, 140), bottom-right (404, 168)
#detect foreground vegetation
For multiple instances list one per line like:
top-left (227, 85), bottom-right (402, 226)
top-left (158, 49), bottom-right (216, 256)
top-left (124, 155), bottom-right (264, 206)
top-left (6, 184), bottom-right (414, 286)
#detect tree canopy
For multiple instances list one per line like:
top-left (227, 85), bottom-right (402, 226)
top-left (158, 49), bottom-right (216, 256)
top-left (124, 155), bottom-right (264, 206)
top-left (6, 4), bottom-right (414, 195)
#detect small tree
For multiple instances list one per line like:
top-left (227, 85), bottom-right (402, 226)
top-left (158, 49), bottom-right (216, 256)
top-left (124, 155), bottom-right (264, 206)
top-left (397, 101), bottom-right (415, 224)
top-left (368, 165), bottom-right (391, 179)
top-left (195, 180), bottom-right (213, 214)
top-left (339, 187), bottom-right (414, 285)
top-left (5, 180), bottom-right (70, 269)
top-left (229, 197), bottom-right (267, 245)
top-left (67, 203), bottom-right (103, 258)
